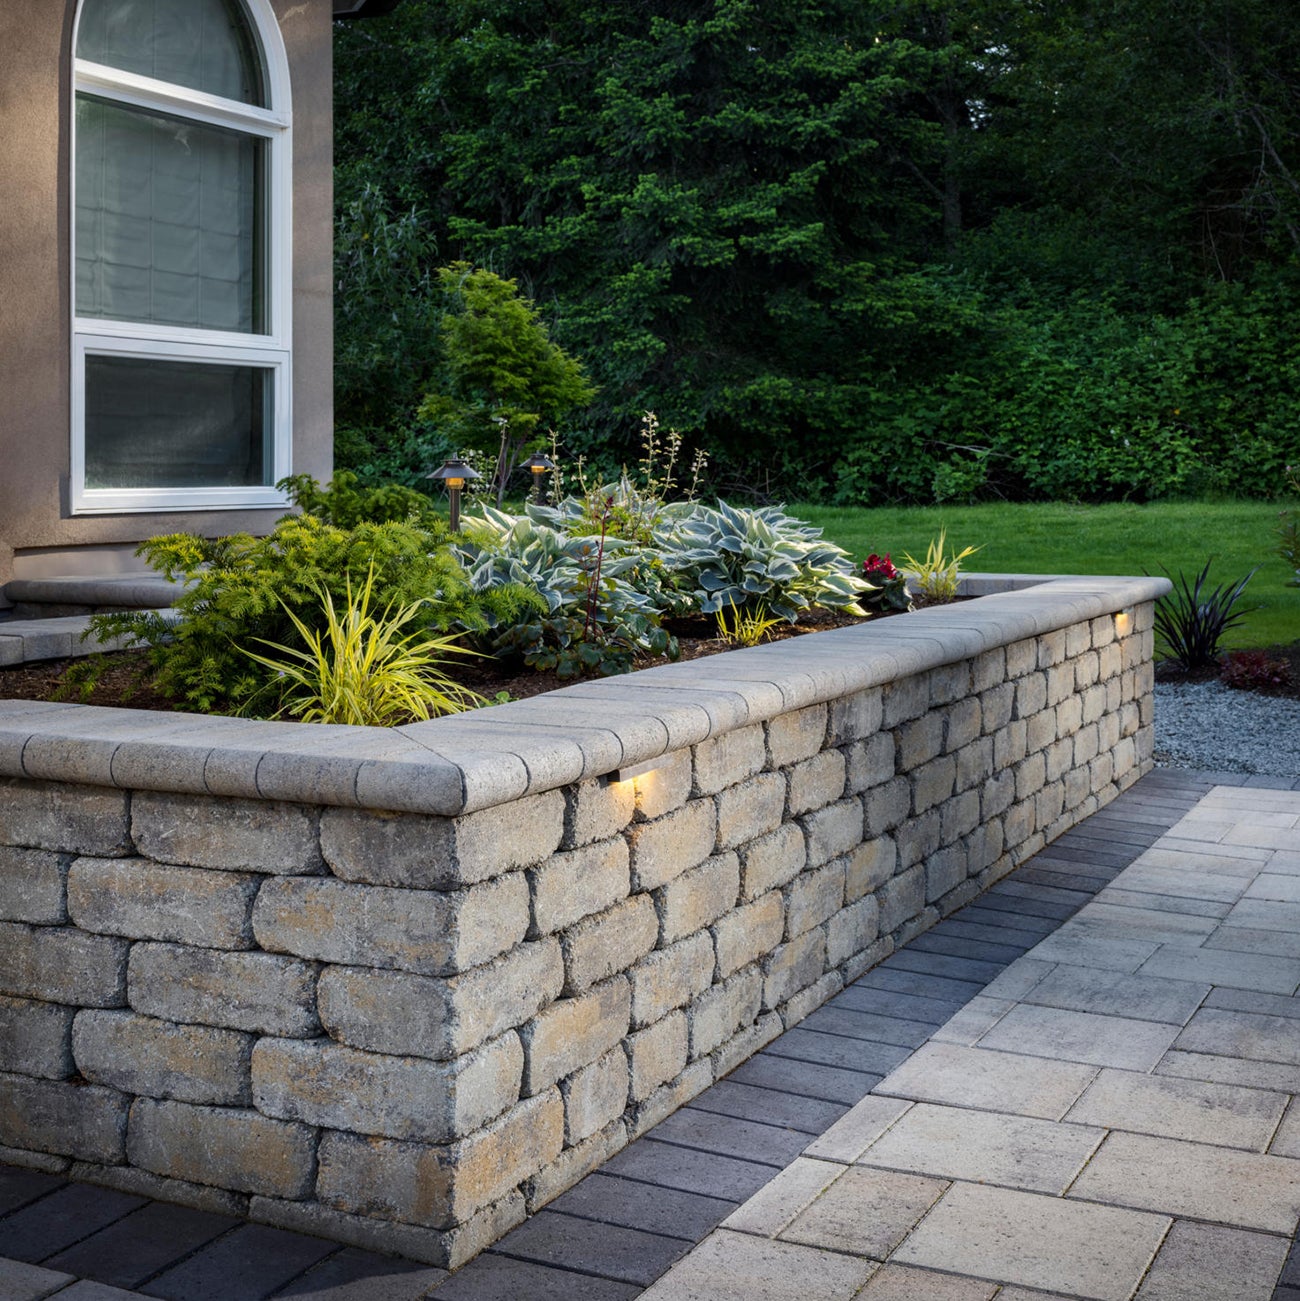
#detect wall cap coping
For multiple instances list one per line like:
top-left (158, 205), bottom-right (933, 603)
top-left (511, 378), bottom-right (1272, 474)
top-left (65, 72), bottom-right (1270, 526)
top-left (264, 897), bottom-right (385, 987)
top-left (0, 573), bottom-right (1169, 816)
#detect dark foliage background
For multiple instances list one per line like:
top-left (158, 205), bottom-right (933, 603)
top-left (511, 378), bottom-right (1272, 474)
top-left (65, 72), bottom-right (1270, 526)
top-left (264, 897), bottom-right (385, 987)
top-left (333, 0), bottom-right (1300, 503)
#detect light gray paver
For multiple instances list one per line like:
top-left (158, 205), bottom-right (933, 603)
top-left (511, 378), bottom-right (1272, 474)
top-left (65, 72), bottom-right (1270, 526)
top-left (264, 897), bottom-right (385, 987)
top-left (1245, 874), bottom-right (1300, 903)
top-left (1204, 926), bottom-right (1300, 959)
top-left (979, 958), bottom-right (1055, 1001)
top-left (720, 1158), bottom-right (845, 1237)
top-left (1020, 965), bottom-right (1208, 1026)
top-left (928, 997), bottom-right (1015, 1047)
top-left (856, 1102), bottom-right (1104, 1194)
top-left (1025, 930), bottom-right (1161, 973)
top-left (1270, 1097), bottom-right (1300, 1158)
top-left (778, 1166), bottom-right (947, 1259)
top-left (855, 1263), bottom-right (997, 1299)
top-left (1155, 1049), bottom-right (1300, 1093)
top-left (1223, 898), bottom-right (1300, 935)
top-left (1174, 1006), bottom-right (1300, 1064)
top-left (975, 1003), bottom-right (1180, 1072)
top-left (892, 1182), bottom-right (1169, 1301)
top-left (1135, 1220), bottom-right (1289, 1300)
top-left (636, 1230), bottom-right (877, 1301)
top-left (1069, 904), bottom-right (1219, 946)
top-left (874, 1042), bottom-right (1097, 1120)
top-left (1138, 947), bottom-right (1300, 995)
top-left (800, 1096), bottom-right (912, 1164)
top-left (1068, 1130), bottom-right (1300, 1232)
top-left (0, 1258), bottom-right (77, 1300)
top-left (1063, 1067), bottom-right (1287, 1150)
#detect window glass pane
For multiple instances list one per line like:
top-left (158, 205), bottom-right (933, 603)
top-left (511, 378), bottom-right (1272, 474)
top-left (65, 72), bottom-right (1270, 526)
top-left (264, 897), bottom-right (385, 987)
top-left (85, 355), bottom-right (272, 489)
top-left (76, 96), bottom-right (264, 334)
top-left (76, 0), bottom-right (265, 106)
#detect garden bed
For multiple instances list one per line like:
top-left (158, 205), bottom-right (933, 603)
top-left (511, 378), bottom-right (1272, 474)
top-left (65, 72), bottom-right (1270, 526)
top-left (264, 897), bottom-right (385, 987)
top-left (0, 573), bottom-right (1165, 1268)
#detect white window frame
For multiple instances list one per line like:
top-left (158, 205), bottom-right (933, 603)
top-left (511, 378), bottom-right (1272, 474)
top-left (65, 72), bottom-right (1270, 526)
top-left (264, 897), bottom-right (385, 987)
top-left (70, 0), bottom-right (294, 514)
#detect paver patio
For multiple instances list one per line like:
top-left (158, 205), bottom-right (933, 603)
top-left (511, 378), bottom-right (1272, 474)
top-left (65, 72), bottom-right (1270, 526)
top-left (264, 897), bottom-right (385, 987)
top-left (2, 767), bottom-right (1300, 1299)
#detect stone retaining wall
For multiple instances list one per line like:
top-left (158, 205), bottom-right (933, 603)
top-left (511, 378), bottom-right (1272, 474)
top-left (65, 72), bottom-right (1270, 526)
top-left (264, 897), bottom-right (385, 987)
top-left (0, 575), bottom-right (1165, 1267)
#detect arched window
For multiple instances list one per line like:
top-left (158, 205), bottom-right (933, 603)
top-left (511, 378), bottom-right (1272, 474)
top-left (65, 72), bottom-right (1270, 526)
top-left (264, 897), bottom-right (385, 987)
top-left (72, 0), bottom-right (292, 512)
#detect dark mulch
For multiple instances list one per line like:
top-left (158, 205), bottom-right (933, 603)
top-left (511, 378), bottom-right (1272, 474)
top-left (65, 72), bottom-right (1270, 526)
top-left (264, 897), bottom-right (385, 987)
top-left (0, 604), bottom-right (939, 715)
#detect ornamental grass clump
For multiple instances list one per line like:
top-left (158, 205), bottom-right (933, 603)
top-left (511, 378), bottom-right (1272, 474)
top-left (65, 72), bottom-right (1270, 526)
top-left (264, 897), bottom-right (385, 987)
top-left (241, 567), bottom-right (485, 725)
top-left (1154, 560), bottom-right (1257, 670)
top-left (900, 530), bottom-right (981, 600)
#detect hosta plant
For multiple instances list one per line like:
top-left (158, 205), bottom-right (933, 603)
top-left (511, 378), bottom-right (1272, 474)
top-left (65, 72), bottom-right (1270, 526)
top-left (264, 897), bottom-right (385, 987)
top-left (656, 502), bottom-right (869, 621)
top-left (241, 567), bottom-right (485, 725)
top-left (1153, 560), bottom-right (1257, 669)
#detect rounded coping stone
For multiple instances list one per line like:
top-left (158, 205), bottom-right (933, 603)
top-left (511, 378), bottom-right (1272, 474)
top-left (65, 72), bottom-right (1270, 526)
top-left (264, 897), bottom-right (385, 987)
top-left (0, 575), bottom-right (1170, 817)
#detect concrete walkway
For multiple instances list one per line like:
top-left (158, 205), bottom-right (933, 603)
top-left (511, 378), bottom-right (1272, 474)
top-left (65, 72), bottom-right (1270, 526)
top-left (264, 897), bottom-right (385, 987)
top-left (2, 768), bottom-right (1299, 1299)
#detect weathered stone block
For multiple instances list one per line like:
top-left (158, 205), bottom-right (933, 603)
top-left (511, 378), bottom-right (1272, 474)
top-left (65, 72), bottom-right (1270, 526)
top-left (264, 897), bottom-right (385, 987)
top-left (1037, 630), bottom-right (1067, 669)
top-left (716, 773), bottom-right (787, 848)
top-left (925, 844), bottom-right (968, 903)
top-left (561, 1047), bottom-right (629, 1143)
top-left (530, 837), bottom-right (629, 936)
top-left (1081, 682), bottom-right (1108, 726)
top-left (1005, 638), bottom-right (1037, 678)
top-left (762, 929), bottom-right (825, 1011)
top-left (564, 779), bottom-right (635, 849)
top-left (786, 861), bottom-right (846, 940)
top-left (129, 944), bottom-right (320, 1039)
top-left (844, 733), bottom-right (895, 795)
top-left (802, 799), bottom-right (863, 868)
top-left (783, 752), bottom-right (845, 820)
top-left (628, 1010), bottom-right (688, 1101)
top-left (128, 1097), bottom-right (315, 1198)
top-left (863, 778), bottom-right (910, 836)
top-left (942, 698), bottom-right (982, 754)
top-left (1045, 737), bottom-right (1074, 784)
top-left (964, 821), bottom-right (1004, 876)
top-left (0, 847), bottom-right (66, 923)
top-left (316, 1091), bottom-right (564, 1230)
top-left (632, 750), bottom-right (693, 821)
top-left (628, 800), bottom-right (717, 891)
top-left (657, 852), bottom-right (740, 944)
top-left (980, 682), bottom-right (1015, 733)
top-left (74, 1010), bottom-right (252, 1105)
top-left (320, 792), bottom-right (564, 889)
top-left (1063, 764), bottom-right (1092, 811)
top-left (526, 1119), bottom-right (627, 1212)
top-left (69, 1161), bottom-right (247, 1218)
top-left (1090, 614), bottom-right (1117, 649)
top-left (738, 823), bottom-right (805, 900)
top-left (1014, 752), bottom-right (1047, 801)
top-left (895, 809), bottom-right (940, 869)
top-left (0, 779), bottom-right (129, 857)
top-left (896, 714), bottom-right (944, 770)
top-left (828, 688), bottom-right (883, 744)
top-left (709, 1013), bottom-right (783, 1082)
top-left (0, 995), bottom-right (74, 1079)
top-left (881, 676), bottom-right (929, 728)
top-left (1014, 673), bottom-right (1047, 719)
top-left (1073, 650), bottom-right (1100, 690)
top-left (781, 970), bottom-right (844, 1027)
top-left (842, 838), bottom-right (896, 902)
top-left (972, 648), bottom-right (1006, 693)
top-left (1045, 663), bottom-right (1074, 708)
top-left (0, 1072), bottom-right (127, 1162)
top-left (928, 662), bottom-right (971, 706)
top-left (1026, 709), bottom-right (1057, 755)
top-left (713, 890), bottom-right (786, 979)
top-left (688, 968), bottom-right (761, 1060)
top-left (954, 736), bottom-right (994, 794)
top-left (766, 704), bottom-right (828, 768)
top-left (628, 932), bottom-right (714, 1028)
top-left (132, 793), bottom-right (321, 875)
top-left (878, 864), bottom-right (924, 935)
top-left (981, 770), bottom-right (1016, 821)
top-left (1036, 779), bottom-right (1065, 827)
top-left (692, 725), bottom-right (766, 796)
top-left (826, 895), bottom-right (880, 968)
top-left (0, 922), bottom-right (126, 1007)
top-left (253, 873), bottom-right (529, 976)
top-left (253, 1032), bottom-right (522, 1143)
top-left (629, 1059), bottom-right (714, 1140)
top-left (1003, 797), bottom-right (1038, 850)
top-left (912, 755), bottom-right (956, 815)
top-left (317, 940), bottom-right (562, 1061)
top-left (68, 857), bottom-right (259, 950)
top-left (1056, 695), bottom-right (1084, 739)
top-left (522, 977), bottom-right (629, 1096)
top-left (940, 789), bottom-right (981, 845)
top-left (561, 895), bottom-right (658, 994)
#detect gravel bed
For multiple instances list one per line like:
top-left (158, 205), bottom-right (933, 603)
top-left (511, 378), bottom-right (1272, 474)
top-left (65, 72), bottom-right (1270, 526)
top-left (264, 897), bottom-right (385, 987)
top-left (1155, 680), bottom-right (1300, 776)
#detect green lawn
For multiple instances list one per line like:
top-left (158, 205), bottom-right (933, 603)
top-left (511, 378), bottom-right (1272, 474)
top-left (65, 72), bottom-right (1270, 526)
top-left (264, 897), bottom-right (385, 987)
top-left (792, 500), bottom-right (1300, 650)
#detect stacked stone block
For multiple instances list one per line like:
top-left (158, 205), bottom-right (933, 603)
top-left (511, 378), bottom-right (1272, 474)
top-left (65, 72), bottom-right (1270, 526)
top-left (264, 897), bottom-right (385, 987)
top-left (0, 602), bottom-right (1157, 1266)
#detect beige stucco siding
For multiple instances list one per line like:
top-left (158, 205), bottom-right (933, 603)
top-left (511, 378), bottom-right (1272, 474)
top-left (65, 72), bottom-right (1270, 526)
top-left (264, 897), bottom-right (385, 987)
top-left (0, 0), bottom-right (334, 586)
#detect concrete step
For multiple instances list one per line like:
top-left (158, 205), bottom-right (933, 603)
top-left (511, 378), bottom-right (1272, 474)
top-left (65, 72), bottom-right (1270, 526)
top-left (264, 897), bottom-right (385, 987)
top-left (3, 574), bottom-right (182, 619)
top-left (0, 610), bottom-right (179, 667)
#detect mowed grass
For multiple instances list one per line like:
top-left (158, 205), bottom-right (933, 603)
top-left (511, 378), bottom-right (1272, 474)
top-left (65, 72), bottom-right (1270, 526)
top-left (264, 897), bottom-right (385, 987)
top-left (793, 499), bottom-right (1300, 650)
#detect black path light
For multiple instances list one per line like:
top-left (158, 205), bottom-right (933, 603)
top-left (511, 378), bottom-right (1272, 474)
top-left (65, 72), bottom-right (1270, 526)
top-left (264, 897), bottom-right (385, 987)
top-left (521, 452), bottom-right (556, 505)
top-left (426, 456), bottom-right (481, 532)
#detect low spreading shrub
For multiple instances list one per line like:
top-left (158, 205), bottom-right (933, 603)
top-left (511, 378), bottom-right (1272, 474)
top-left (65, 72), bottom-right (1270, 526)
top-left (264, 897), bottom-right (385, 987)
top-left (1220, 650), bottom-right (1293, 694)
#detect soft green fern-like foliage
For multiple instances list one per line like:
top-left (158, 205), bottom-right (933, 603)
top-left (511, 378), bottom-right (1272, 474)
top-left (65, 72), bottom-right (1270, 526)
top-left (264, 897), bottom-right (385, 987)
top-left (88, 515), bottom-right (536, 716)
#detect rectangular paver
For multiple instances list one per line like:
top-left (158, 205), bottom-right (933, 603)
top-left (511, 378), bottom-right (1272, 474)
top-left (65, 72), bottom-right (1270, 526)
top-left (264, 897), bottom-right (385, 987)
top-left (1135, 1221), bottom-right (1289, 1301)
top-left (802, 1096), bottom-right (912, 1164)
top-left (975, 1003), bottom-right (1180, 1072)
top-left (1020, 965), bottom-right (1208, 1026)
top-left (1139, 947), bottom-right (1300, 995)
top-left (1175, 1007), bottom-right (1300, 1065)
top-left (856, 1102), bottom-right (1104, 1194)
top-left (1069, 1130), bottom-right (1300, 1232)
top-left (893, 1182), bottom-right (1169, 1301)
top-left (1064, 1067), bottom-right (1287, 1150)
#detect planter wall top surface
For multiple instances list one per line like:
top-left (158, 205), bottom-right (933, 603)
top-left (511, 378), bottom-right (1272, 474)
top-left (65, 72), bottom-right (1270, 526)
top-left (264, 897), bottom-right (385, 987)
top-left (0, 574), bottom-right (1168, 816)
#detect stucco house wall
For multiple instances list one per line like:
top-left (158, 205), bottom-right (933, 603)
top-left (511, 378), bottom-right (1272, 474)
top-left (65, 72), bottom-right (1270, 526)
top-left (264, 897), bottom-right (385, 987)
top-left (0, 0), bottom-right (337, 593)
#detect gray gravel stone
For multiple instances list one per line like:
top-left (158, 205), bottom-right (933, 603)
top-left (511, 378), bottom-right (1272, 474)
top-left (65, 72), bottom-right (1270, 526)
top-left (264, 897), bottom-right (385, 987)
top-left (1154, 681), bottom-right (1300, 776)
